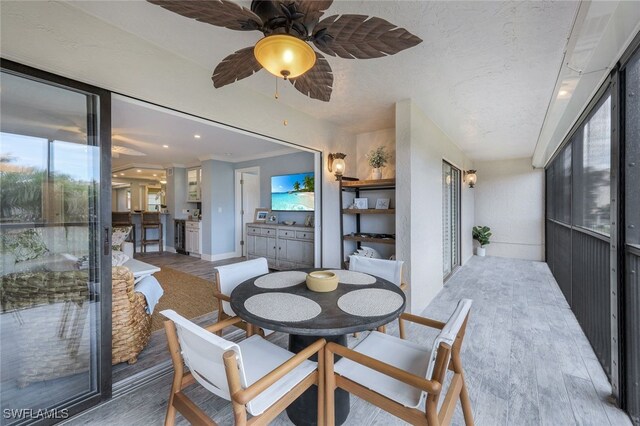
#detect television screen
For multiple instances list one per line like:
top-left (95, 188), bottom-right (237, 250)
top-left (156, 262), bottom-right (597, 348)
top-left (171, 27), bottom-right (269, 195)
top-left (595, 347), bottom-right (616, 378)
top-left (271, 172), bottom-right (315, 211)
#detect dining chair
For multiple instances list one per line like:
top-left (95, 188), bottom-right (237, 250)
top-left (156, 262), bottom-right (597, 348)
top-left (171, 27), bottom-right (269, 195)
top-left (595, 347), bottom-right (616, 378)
top-left (213, 258), bottom-right (272, 337)
top-left (348, 256), bottom-right (406, 290)
top-left (349, 256), bottom-right (406, 335)
top-left (325, 299), bottom-right (474, 426)
top-left (161, 310), bottom-right (325, 426)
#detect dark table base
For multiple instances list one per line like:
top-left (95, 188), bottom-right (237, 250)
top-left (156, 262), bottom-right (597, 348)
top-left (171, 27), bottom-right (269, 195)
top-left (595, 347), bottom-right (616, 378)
top-left (286, 334), bottom-right (349, 426)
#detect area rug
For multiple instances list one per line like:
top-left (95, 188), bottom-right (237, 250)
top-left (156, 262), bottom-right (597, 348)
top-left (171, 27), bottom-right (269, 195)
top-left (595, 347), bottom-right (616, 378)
top-left (150, 267), bottom-right (217, 332)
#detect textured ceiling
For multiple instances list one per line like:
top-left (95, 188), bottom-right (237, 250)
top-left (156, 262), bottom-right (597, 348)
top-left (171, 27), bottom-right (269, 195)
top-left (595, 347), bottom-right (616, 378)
top-left (70, 0), bottom-right (578, 160)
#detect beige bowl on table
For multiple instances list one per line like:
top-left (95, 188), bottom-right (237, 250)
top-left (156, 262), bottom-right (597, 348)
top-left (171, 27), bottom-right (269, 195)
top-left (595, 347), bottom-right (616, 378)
top-left (306, 271), bottom-right (339, 292)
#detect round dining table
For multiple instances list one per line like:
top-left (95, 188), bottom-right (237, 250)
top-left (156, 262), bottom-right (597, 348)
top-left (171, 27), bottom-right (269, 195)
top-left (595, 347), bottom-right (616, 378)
top-left (230, 268), bottom-right (406, 426)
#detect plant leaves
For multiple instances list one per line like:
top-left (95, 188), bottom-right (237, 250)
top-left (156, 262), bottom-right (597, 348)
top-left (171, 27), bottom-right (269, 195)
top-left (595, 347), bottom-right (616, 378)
top-left (289, 51), bottom-right (333, 102)
top-left (147, 0), bottom-right (263, 31)
top-left (212, 47), bottom-right (262, 88)
top-left (294, 0), bottom-right (333, 34)
top-left (312, 14), bottom-right (422, 59)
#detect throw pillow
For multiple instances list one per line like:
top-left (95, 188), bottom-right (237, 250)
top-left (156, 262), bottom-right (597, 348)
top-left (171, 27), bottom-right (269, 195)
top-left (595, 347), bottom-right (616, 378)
top-left (112, 226), bottom-right (132, 251)
top-left (1, 229), bottom-right (49, 262)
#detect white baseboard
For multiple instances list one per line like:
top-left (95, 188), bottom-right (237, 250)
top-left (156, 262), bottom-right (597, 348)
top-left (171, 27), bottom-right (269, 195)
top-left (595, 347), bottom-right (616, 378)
top-left (201, 252), bottom-right (238, 262)
top-left (165, 246), bottom-right (176, 253)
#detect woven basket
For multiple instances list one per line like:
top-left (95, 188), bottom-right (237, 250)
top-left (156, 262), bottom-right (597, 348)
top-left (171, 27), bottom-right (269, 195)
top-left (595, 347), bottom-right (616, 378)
top-left (111, 266), bottom-right (152, 365)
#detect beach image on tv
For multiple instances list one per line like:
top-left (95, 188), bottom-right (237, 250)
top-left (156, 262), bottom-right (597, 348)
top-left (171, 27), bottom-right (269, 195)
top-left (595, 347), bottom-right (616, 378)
top-left (271, 172), bottom-right (315, 211)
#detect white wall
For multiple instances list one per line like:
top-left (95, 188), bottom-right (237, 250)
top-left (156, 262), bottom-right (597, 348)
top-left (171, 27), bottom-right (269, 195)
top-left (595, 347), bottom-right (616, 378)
top-left (474, 158), bottom-right (545, 261)
top-left (0, 1), bottom-right (355, 267)
top-left (355, 128), bottom-right (396, 180)
top-left (396, 99), bottom-right (475, 314)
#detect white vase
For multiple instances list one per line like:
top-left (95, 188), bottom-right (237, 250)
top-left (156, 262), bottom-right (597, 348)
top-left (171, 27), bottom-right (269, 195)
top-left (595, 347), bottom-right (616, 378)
top-left (372, 168), bottom-right (382, 180)
top-left (477, 247), bottom-right (486, 257)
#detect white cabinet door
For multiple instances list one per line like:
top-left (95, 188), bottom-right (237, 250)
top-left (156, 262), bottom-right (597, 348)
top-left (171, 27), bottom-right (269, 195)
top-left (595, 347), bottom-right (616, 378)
top-left (186, 228), bottom-right (201, 254)
top-left (254, 236), bottom-right (268, 256)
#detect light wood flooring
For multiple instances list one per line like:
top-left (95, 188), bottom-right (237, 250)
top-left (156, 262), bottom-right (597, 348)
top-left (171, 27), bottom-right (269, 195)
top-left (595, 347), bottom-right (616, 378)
top-left (65, 256), bottom-right (632, 426)
top-left (112, 253), bottom-right (246, 384)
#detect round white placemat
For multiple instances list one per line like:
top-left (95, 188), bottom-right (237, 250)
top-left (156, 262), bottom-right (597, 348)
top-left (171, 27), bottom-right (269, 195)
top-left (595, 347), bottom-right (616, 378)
top-left (254, 271), bottom-right (308, 288)
top-left (244, 293), bottom-right (321, 322)
top-left (338, 289), bottom-right (403, 317)
top-left (327, 270), bottom-right (376, 285)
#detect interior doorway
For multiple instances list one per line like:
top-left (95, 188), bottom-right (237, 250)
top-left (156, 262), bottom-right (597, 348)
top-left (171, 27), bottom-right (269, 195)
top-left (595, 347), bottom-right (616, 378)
top-left (235, 167), bottom-right (260, 257)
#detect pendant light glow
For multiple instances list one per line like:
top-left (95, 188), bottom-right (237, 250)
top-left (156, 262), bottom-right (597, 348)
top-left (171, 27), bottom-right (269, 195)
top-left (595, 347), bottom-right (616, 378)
top-left (254, 35), bottom-right (316, 79)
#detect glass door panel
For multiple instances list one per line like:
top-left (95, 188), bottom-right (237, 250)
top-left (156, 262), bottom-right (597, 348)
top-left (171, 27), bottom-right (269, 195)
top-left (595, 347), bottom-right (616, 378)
top-left (0, 69), bottom-right (106, 423)
top-left (443, 161), bottom-right (461, 279)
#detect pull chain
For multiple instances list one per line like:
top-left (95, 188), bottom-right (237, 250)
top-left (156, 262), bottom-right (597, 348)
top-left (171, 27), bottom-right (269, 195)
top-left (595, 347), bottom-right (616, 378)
top-left (274, 76), bottom-right (288, 126)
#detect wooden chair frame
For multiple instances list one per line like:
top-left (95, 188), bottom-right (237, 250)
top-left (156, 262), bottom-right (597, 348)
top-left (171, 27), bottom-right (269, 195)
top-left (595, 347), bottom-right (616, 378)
top-left (164, 316), bottom-right (326, 426)
top-left (325, 312), bottom-right (474, 426)
top-left (213, 270), bottom-right (266, 338)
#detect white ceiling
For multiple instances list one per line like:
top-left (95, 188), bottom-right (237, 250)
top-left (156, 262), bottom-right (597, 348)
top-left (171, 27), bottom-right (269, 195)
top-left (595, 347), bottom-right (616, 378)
top-left (69, 0), bottom-right (580, 161)
top-left (110, 96), bottom-right (298, 168)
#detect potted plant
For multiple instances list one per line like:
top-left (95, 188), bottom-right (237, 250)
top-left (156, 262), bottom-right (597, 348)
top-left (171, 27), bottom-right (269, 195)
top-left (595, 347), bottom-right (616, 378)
top-left (366, 146), bottom-right (389, 180)
top-left (472, 226), bottom-right (491, 256)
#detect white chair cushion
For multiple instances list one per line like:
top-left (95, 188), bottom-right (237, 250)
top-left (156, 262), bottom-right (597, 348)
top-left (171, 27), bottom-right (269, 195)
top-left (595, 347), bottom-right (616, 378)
top-left (238, 335), bottom-right (316, 416)
top-left (216, 258), bottom-right (269, 317)
top-left (334, 331), bottom-right (431, 408)
top-left (349, 256), bottom-right (404, 287)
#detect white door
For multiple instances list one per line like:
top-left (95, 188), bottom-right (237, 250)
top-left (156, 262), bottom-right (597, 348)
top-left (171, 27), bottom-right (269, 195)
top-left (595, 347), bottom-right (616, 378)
top-left (241, 173), bottom-right (260, 256)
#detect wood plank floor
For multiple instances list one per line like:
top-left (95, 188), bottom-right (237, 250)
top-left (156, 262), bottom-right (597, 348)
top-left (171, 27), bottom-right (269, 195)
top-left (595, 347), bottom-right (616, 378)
top-left (64, 256), bottom-right (632, 426)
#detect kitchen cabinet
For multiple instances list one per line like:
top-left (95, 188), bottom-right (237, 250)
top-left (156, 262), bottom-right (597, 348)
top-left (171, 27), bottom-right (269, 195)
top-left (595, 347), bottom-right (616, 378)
top-left (187, 167), bottom-right (202, 202)
top-left (185, 220), bottom-right (202, 255)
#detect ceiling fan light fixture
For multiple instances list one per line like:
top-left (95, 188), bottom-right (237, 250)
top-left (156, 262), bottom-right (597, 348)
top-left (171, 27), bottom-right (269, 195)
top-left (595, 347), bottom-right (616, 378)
top-left (254, 34), bottom-right (316, 79)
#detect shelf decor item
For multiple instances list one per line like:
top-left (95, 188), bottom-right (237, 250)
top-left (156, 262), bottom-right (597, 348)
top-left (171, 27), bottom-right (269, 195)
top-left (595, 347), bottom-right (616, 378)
top-left (472, 225), bottom-right (492, 256)
top-left (354, 198), bottom-right (368, 209)
top-left (366, 146), bottom-right (390, 180)
top-left (375, 198), bottom-right (390, 209)
top-left (254, 208), bottom-right (269, 222)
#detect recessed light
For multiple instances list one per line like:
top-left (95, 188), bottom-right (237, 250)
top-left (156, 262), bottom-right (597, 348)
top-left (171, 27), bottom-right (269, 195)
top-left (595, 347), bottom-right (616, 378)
top-left (160, 180), bottom-right (167, 184)
top-left (153, 174), bottom-right (157, 177)
top-left (113, 174), bottom-right (117, 177)
top-left (120, 173), bottom-right (125, 176)
top-left (558, 90), bottom-right (568, 96)
top-left (136, 169), bottom-right (142, 173)
top-left (162, 144), bottom-right (169, 148)
top-left (194, 134), bottom-right (201, 139)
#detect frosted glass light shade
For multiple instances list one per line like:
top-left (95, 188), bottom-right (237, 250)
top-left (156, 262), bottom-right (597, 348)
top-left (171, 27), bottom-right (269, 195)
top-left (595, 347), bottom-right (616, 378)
top-left (254, 35), bottom-right (316, 79)
top-left (333, 158), bottom-right (346, 176)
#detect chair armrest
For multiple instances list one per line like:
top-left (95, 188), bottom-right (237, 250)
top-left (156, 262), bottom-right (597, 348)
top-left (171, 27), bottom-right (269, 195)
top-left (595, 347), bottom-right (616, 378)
top-left (325, 342), bottom-right (442, 396)
top-left (399, 312), bottom-right (446, 330)
top-left (213, 291), bottom-right (231, 303)
top-left (230, 338), bottom-right (326, 405)
top-left (204, 316), bottom-right (242, 334)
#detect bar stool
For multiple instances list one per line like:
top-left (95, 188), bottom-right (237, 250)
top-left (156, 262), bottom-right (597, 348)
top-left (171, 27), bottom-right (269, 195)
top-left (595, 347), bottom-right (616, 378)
top-left (112, 211), bottom-right (135, 254)
top-left (141, 211), bottom-right (163, 254)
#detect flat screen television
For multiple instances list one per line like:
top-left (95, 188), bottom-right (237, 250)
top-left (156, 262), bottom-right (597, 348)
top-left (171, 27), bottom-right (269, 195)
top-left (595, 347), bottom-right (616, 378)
top-left (271, 172), bottom-right (315, 211)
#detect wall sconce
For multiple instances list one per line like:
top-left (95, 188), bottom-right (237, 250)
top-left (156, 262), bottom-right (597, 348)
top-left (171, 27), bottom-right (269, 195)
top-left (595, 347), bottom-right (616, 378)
top-left (328, 153), bottom-right (346, 179)
top-left (464, 170), bottom-right (477, 188)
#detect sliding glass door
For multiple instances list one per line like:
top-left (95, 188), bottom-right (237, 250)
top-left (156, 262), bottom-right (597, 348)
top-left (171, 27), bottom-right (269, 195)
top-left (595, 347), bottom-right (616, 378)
top-left (443, 161), bottom-right (461, 279)
top-left (0, 62), bottom-right (111, 424)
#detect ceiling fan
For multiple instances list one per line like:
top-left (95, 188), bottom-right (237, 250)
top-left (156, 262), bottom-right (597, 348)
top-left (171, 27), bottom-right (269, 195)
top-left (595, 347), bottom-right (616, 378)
top-left (147, 0), bottom-right (422, 102)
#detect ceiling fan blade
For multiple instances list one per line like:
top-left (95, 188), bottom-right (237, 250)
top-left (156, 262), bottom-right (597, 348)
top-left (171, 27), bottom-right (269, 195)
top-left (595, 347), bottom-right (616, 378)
top-left (313, 15), bottom-right (422, 59)
top-left (293, 0), bottom-right (333, 34)
top-left (212, 47), bottom-right (263, 88)
top-left (147, 0), bottom-right (262, 31)
top-left (289, 52), bottom-right (333, 102)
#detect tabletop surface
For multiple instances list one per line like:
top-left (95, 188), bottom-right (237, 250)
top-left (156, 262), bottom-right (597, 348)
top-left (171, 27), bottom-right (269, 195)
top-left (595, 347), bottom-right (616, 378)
top-left (230, 269), bottom-right (406, 336)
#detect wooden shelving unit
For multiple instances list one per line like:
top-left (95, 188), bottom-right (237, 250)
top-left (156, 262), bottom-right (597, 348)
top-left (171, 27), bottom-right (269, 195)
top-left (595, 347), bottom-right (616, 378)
top-left (339, 178), bottom-right (396, 267)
